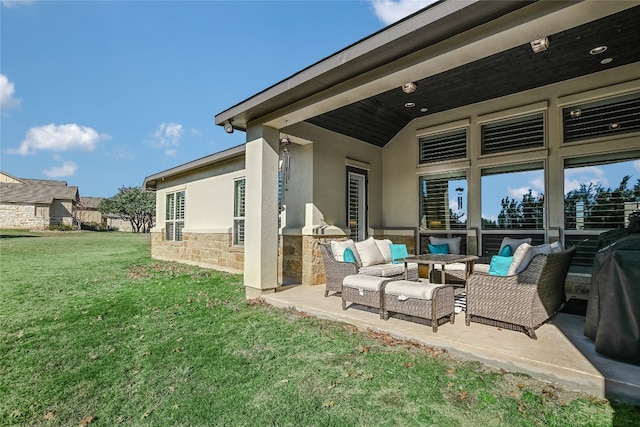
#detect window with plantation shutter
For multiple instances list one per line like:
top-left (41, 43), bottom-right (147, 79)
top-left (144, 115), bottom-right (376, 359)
top-left (233, 178), bottom-right (246, 246)
top-left (165, 190), bottom-right (185, 241)
top-left (563, 92), bottom-right (640, 143)
top-left (419, 174), bottom-right (467, 230)
top-left (481, 113), bottom-right (544, 155)
top-left (347, 167), bottom-right (367, 242)
top-left (418, 128), bottom-right (467, 164)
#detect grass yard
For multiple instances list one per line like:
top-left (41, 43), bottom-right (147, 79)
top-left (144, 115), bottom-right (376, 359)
top-left (1, 230), bottom-right (639, 426)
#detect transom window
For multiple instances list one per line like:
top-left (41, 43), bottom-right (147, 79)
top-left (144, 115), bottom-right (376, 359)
top-left (165, 190), bottom-right (185, 241)
top-left (481, 113), bottom-right (545, 155)
top-left (418, 128), bottom-right (467, 164)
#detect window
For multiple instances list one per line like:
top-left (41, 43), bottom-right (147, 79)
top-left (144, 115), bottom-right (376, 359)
top-left (165, 190), bottom-right (185, 241)
top-left (481, 113), bottom-right (544, 155)
top-left (563, 92), bottom-right (640, 143)
top-left (347, 167), bottom-right (367, 241)
top-left (481, 164), bottom-right (545, 230)
top-left (418, 128), bottom-right (467, 164)
top-left (564, 157), bottom-right (639, 273)
top-left (564, 158), bottom-right (639, 231)
top-left (233, 178), bottom-right (246, 246)
top-left (419, 174), bottom-right (467, 230)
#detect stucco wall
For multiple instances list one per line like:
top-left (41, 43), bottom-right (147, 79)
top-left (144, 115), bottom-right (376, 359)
top-left (0, 203), bottom-right (49, 229)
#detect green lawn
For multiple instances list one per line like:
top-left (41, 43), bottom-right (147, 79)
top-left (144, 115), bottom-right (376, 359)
top-left (1, 230), bottom-right (638, 426)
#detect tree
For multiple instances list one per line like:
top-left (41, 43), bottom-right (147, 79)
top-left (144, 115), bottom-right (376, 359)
top-left (98, 186), bottom-right (155, 233)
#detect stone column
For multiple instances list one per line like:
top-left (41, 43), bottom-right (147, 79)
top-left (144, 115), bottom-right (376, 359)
top-left (244, 125), bottom-right (280, 298)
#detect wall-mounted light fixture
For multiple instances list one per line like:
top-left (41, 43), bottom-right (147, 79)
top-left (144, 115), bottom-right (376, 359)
top-left (224, 120), bottom-right (234, 134)
top-left (402, 82), bottom-right (417, 94)
top-left (530, 37), bottom-right (549, 53)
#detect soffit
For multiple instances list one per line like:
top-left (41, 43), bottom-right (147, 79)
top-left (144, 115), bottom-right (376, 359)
top-left (306, 5), bottom-right (640, 146)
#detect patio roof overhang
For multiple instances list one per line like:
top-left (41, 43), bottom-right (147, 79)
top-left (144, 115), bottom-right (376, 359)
top-left (214, 0), bottom-right (640, 147)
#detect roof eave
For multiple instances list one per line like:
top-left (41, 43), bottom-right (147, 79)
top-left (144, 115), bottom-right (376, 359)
top-left (214, 0), bottom-right (533, 130)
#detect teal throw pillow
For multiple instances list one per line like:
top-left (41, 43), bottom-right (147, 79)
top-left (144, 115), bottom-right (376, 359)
top-left (343, 247), bottom-right (357, 264)
top-left (390, 244), bottom-right (409, 264)
top-left (428, 243), bottom-right (449, 254)
top-left (498, 244), bottom-right (513, 257)
top-left (488, 255), bottom-right (513, 276)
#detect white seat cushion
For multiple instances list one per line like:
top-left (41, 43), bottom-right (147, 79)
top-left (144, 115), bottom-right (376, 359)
top-left (358, 262), bottom-right (418, 277)
top-left (343, 274), bottom-right (390, 292)
top-left (508, 242), bottom-right (554, 275)
top-left (384, 280), bottom-right (445, 300)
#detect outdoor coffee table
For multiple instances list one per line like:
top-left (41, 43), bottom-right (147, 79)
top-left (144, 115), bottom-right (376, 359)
top-left (401, 254), bottom-right (479, 284)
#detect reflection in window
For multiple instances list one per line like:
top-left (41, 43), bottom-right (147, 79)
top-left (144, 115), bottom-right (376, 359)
top-left (564, 159), bottom-right (640, 231)
top-left (419, 175), bottom-right (467, 230)
top-left (482, 167), bottom-right (545, 230)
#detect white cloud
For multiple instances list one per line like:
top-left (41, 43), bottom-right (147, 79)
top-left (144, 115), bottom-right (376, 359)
top-left (634, 160), bottom-right (640, 172)
top-left (43, 160), bottom-right (78, 178)
top-left (8, 123), bottom-right (109, 155)
top-left (371, 0), bottom-right (439, 25)
top-left (145, 122), bottom-right (183, 156)
top-left (191, 128), bottom-right (202, 136)
top-left (0, 74), bottom-right (21, 111)
top-left (2, 0), bottom-right (34, 8)
top-left (564, 166), bottom-right (608, 192)
top-left (508, 186), bottom-right (539, 199)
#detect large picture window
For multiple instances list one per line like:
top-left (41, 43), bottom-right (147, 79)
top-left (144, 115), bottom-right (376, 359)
top-left (419, 174), bottom-right (467, 230)
top-left (481, 164), bottom-right (545, 230)
top-left (233, 178), bottom-right (246, 246)
top-left (564, 158), bottom-right (639, 231)
top-left (165, 190), bottom-right (185, 241)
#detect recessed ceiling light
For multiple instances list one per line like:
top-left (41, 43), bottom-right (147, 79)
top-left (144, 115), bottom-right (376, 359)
top-left (420, 108), bottom-right (428, 113)
top-left (569, 109), bottom-right (581, 118)
top-left (404, 102), bottom-right (416, 108)
top-left (600, 57), bottom-right (613, 64)
top-left (590, 46), bottom-right (607, 55)
top-left (609, 123), bottom-right (620, 130)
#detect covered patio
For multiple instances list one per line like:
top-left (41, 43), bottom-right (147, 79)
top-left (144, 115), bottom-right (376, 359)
top-left (263, 283), bottom-right (640, 405)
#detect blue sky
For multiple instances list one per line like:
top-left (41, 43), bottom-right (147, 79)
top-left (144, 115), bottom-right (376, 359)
top-left (1, 0), bottom-right (637, 220)
top-left (2, 0), bottom-right (438, 197)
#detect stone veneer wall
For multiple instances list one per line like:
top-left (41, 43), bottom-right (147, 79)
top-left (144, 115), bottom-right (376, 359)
top-left (150, 231), bottom-right (244, 273)
top-left (0, 203), bottom-right (49, 229)
top-left (279, 235), bottom-right (303, 285)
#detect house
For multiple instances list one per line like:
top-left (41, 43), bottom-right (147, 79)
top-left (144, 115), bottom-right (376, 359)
top-left (0, 171), bottom-right (80, 229)
top-left (76, 197), bottom-right (105, 227)
top-left (144, 1), bottom-right (640, 299)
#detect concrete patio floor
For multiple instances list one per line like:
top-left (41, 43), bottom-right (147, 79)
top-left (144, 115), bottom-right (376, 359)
top-left (262, 283), bottom-right (640, 405)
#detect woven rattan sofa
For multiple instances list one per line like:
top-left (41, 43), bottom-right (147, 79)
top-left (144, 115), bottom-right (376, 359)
top-left (319, 241), bottom-right (419, 297)
top-left (465, 246), bottom-right (576, 339)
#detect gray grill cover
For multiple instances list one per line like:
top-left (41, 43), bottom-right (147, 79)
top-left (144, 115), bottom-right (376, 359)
top-left (584, 234), bottom-right (640, 365)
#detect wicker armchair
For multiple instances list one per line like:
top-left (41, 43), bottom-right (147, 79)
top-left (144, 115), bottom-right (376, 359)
top-left (319, 243), bottom-right (418, 297)
top-left (319, 243), bottom-right (358, 297)
top-left (465, 247), bottom-right (576, 339)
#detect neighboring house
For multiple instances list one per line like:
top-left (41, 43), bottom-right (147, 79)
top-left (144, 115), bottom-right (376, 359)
top-left (76, 197), bottom-right (104, 227)
top-left (0, 171), bottom-right (80, 229)
top-left (144, 1), bottom-right (640, 298)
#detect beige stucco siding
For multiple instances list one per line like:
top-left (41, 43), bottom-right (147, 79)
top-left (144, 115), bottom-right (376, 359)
top-left (286, 122), bottom-right (383, 231)
top-left (149, 156), bottom-right (246, 273)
